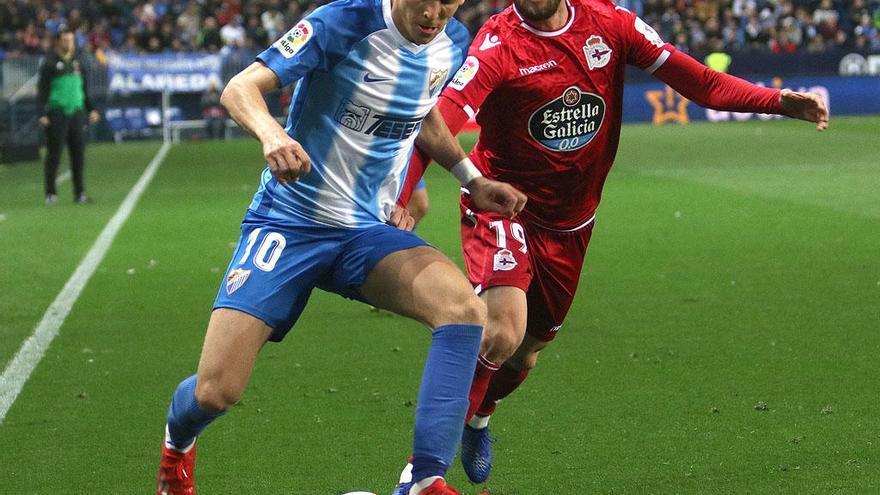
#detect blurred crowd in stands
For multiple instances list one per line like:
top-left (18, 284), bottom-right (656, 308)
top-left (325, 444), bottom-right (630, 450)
top-left (0, 0), bottom-right (878, 60)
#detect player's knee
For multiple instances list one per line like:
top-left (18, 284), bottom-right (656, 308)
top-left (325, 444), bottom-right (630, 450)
top-left (484, 327), bottom-right (522, 363)
top-left (461, 294), bottom-right (487, 325)
top-left (435, 292), bottom-right (486, 327)
top-left (194, 377), bottom-right (241, 413)
top-left (487, 303), bottom-right (525, 342)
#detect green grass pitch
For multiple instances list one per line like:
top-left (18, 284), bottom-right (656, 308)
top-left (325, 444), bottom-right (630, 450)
top-left (0, 117), bottom-right (878, 494)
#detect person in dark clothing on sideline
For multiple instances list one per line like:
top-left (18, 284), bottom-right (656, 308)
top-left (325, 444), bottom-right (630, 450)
top-left (37, 27), bottom-right (100, 205)
top-left (201, 81), bottom-right (226, 140)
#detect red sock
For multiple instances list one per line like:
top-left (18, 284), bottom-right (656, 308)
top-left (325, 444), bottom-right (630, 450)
top-left (465, 355), bottom-right (500, 423)
top-left (476, 362), bottom-right (529, 417)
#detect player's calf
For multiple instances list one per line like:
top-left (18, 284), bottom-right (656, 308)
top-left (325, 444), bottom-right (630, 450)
top-left (410, 323), bottom-right (482, 485)
top-left (157, 375), bottom-right (225, 494)
top-left (464, 286), bottom-right (527, 421)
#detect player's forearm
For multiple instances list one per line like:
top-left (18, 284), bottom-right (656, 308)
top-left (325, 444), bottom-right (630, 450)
top-left (407, 97), bottom-right (471, 190)
top-left (416, 106), bottom-right (483, 186)
top-left (220, 77), bottom-right (284, 143)
top-left (416, 106), bottom-right (468, 171)
top-left (655, 51), bottom-right (782, 114)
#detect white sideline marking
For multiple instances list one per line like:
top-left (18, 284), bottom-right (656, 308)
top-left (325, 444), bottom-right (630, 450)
top-left (0, 142), bottom-right (172, 424)
top-left (57, 170), bottom-right (71, 185)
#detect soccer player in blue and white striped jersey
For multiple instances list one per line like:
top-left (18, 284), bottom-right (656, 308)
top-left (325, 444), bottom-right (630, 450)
top-left (155, 0), bottom-right (527, 494)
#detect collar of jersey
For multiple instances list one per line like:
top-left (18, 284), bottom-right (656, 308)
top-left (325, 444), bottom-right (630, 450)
top-left (513, 0), bottom-right (576, 37)
top-left (383, 0), bottom-right (446, 53)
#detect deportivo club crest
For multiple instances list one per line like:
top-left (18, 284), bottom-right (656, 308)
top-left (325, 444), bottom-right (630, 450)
top-left (493, 249), bottom-right (517, 271)
top-left (583, 35), bottom-right (612, 70)
top-left (225, 268), bottom-right (251, 295)
top-left (428, 68), bottom-right (449, 97)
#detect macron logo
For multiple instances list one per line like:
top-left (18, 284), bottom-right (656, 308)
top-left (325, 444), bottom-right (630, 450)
top-left (479, 33), bottom-right (501, 51)
top-left (518, 60), bottom-right (558, 76)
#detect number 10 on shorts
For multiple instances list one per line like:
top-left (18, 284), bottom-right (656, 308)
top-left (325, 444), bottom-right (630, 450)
top-left (239, 228), bottom-right (287, 272)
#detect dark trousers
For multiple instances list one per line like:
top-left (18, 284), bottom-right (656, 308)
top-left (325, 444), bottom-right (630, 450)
top-left (44, 109), bottom-right (87, 198)
top-left (205, 116), bottom-right (226, 140)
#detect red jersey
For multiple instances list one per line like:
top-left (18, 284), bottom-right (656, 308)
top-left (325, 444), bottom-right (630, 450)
top-left (444, 0), bottom-right (675, 229)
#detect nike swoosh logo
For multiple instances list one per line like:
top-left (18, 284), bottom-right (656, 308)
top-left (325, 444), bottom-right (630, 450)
top-left (363, 73), bottom-right (392, 83)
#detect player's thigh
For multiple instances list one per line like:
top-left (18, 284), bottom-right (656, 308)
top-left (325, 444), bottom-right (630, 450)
top-left (360, 245), bottom-right (484, 329)
top-left (195, 308), bottom-right (273, 409)
top-left (480, 285), bottom-right (528, 357)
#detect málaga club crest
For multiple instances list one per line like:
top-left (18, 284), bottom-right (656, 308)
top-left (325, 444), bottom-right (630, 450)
top-left (428, 68), bottom-right (449, 97)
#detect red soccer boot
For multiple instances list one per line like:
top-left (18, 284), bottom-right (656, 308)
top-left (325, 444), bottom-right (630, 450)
top-left (156, 442), bottom-right (196, 495)
top-left (414, 478), bottom-right (461, 495)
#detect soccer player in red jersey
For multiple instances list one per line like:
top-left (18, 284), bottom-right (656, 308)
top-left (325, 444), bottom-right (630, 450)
top-left (393, 0), bottom-right (828, 487)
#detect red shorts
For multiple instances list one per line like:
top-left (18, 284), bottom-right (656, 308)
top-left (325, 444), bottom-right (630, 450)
top-left (460, 195), bottom-right (594, 342)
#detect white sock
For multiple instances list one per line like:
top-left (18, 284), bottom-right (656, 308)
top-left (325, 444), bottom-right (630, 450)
top-left (410, 476), bottom-right (442, 495)
top-left (398, 462), bottom-right (413, 484)
top-left (468, 414), bottom-right (491, 430)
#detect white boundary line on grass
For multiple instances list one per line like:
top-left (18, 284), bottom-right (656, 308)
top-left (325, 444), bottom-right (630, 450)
top-left (0, 141), bottom-right (172, 424)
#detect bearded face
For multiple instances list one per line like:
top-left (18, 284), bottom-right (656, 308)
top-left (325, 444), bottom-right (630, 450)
top-left (514, 0), bottom-right (565, 22)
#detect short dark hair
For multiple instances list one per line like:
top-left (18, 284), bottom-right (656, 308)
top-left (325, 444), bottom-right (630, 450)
top-left (56, 26), bottom-right (74, 38)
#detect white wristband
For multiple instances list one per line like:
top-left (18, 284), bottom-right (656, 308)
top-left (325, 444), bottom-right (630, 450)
top-left (450, 157), bottom-right (482, 186)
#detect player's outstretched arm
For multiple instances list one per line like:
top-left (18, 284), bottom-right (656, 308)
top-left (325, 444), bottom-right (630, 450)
top-left (416, 106), bottom-right (527, 218)
top-left (221, 62), bottom-right (311, 184)
top-left (654, 51), bottom-right (829, 131)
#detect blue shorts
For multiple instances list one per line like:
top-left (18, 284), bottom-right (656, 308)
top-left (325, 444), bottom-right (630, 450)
top-left (214, 210), bottom-right (429, 341)
top-left (415, 178), bottom-right (426, 190)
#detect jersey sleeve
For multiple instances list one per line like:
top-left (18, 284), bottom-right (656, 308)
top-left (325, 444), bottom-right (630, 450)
top-left (441, 26), bottom-right (507, 117)
top-left (615, 7), bottom-right (676, 74)
top-left (442, 19), bottom-right (472, 90)
top-left (654, 50), bottom-right (782, 114)
top-left (256, 3), bottom-right (350, 87)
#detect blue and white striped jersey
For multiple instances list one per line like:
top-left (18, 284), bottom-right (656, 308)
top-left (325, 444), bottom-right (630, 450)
top-left (247, 0), bottom-right (470, 228)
